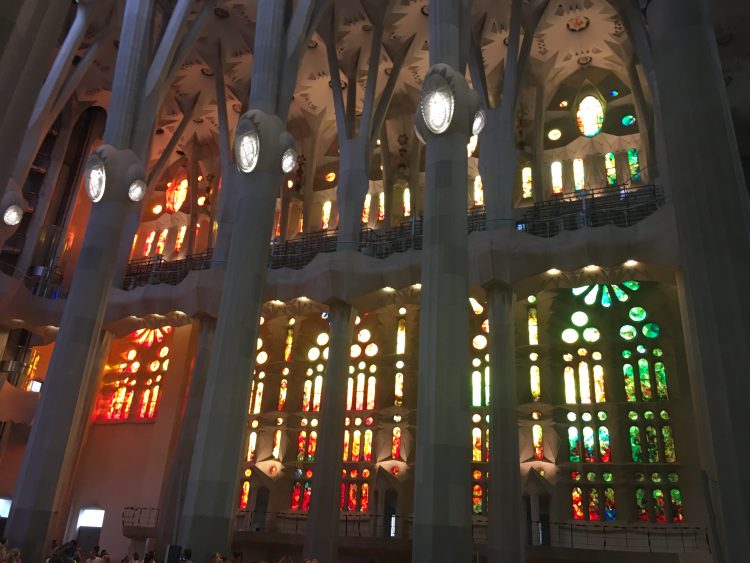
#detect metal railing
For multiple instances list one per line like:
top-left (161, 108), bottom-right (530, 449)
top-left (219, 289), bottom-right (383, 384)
top-left (527, 520), bottom-right (710, 553)
top-left (122, 506), bottom-right (159, 529)
top-left (515, 184), bottom-right (664, 237)
top-left (122, 249), bottom-right (214, 290)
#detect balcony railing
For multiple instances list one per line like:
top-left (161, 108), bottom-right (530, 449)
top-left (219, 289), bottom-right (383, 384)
top-left (232, 511), bottom-right (709, 555)
top-left (121, 506), bottom-right (159, 539)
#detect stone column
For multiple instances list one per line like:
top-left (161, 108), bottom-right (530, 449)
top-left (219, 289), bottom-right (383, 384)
top-left (531, 83), bottom-right (546, 204)
top-left (486, 283), bottom-right (523, 562)
top-left (412, 3), bottom-right (474, 556)
top-left (302, 302), bottom-right (355, 562)
top-left (648, 2), bottom-right (750, 562)
top-left (3, 3), bottom-right (155, 559)
top-left (156, 317), bottom-right (215, 549)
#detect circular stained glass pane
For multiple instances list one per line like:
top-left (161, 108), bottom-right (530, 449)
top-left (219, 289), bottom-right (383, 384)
top-left (635, 472), bottom-right (645, 482)
top-left (653, 348), bottom-right (663, 357)
top-left (622, 350), bottom-right (632, 359)
top-left (567, 412), bottom-right (577, 421)
top-left (583, 327), bottom-right (600, 343)
top-left (629, 307), bottom-right (647, 322)
top-left (660, 410), bottom-right (670, 420)
top-left (576, 96), bottom-right (605, 137)
top-left (651, 473), bottom-right (662, 483)
top-left (316, 333), bottom-right (330, 346)
top-left (603, 472), bottom-right (613, 482)
top-left (307, 347), bottom-right (321, 361)
top-left (644, 411), bottom-right (655, 420)
top-left (619, 325), bottom-right (637, 340)
top-left (597, 411), bottom-right (607, 421)
top-left (628, 411), bottom-right (638, 421)
top-left (472, 334), bottom-right (488, 350)
top-left (667, 472), bottom-right (679, 483)
top-left (572, 471), bottom-right (582, 481)
top-left (358, 329), bottom-right (371, 343)
top-left (643, 323), bottom-right (660, 338)
top-left (257, 351), bottom-right (268, 364)
top-left (562, 328), bottom-right (579, 344)
top-left (364, 343), bottom-right (379, 357)
top-left (571, 311), bottom-right (589, 327)
top-left (548, 129), bottom-right (562, 141)
top-left (350, 344), bottom-right (361, 358)
top-left (582, 412), bottom-right (592, 422)
top-left (637, 344), bottom-right (647, 354)
top-left (621, 114), bottom-right (637, 127)
top-left (586, 472), bottom-right (597, 482)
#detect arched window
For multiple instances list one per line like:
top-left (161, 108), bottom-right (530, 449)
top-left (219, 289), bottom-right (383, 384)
top-left (392, 427), bottom-right (401, 459)
top-left (394, 372), bottom-right (404, 406)
top-left (551, 161), bottom-right (564, 194)
top-left (532, 424), bottom-right (544, 460)
top-left (277, 379), bottom-right (287, 411)
top-left (366, 376), bottom-right (376, 410)
top-left (604, 152), bottom-right (617, 185)
top-left (363, 429), bottom-right (373, 461)
top-left (321, 200), bottom-right (332, 229)
top-left (312, 375), bottom-right (323, 411)
top-left (396, 318), bottom-right (407, 354)
top-left (302, 379), bottom-right (312, 411)
top-left (377, 192), bottom-right (385, 221)
top-left (246, 431), bottom-right (257, 462)
top-left (403, 188), bottom-right (411, 217)
top-left (521, 167), bottom-right (533, 199)
top-left (472, 427), bottom-right (482, 461)
top-left (627, 148), bottom-right (641, 182)
top-left (573, 158), bottom-right (585, 191)
top-left (272, 429), bottom-right (282, 460)
top-left (576, 96), bottom-right (604, 137)
top-left (252, 381), bottom-right (264, 415)
top-left (362, 193), bottom-right (371, 223)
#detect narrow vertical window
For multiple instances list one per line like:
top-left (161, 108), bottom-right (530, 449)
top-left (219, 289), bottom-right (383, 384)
top-left (297, 431), bottom-right (307, 461)
top-left (598, 426), bottom-right (611, 462)
top-left (277, 379), bottom-right (287, 411)
top-left (290, 482), bottom-right (301, 510)
top-left (302, 482), bottom-right (312, 510)
top-left (527, 308), bottom-right (539, 345)
top-left (143, 230), bottom-right (156, 257)
top-left (322, 200), bottom-right (332, 229)
top-left (239, 481), bottom-right (250, 510)
top-left (343, 429), bottom-right (350, 461)
top-left (473, 175), bottom-right (484, 206)
top-left (604, 488), bottom-right (616, 521)
top-left (670, 489), bottom-right (684, 522)
top-left (568, 427), bottom-right (581, 462)
top-left (394, 372), bottom-right (404, 407)
top-left (532, 424), bottom-right (544, 460)
top-left (361, 482), bottom-right (370, 512)
top-left (522, 167), bottom-right (533, 199)
top-left (638, 358), bottom-right (652, 400)
top-left (396, 319), bottom-right (407, 354)
top-left (392, 427), bottom-right (402, 459)
top-left (604, 152), bottom-right (617, 185)
top-left (346, 377), bottom-right (354, 410)
top-left (472, 371), bottom-right (482, 407)
top-left (572, 487), bottom-right (584, 520)
top-left (378, 192), bottom-right (385, 221)
top-left (272, 429), bottom-right (282, 460)
top-left (654, 362), bottom-right (669, 400)
top-left (312, 375), bottom-right (323, 412)
top-left (252, 381), bottom-right (264, 415)
top-left (362, 193), bottom-right (372, 223)
top-left (155, 228), bottom-right (169, 255)
top-left (174, 225), bottom-right (187, 252)
top-left (628, 148), bottom-right (641, 182)
top-left (472, 484), bottom-right (483, 515)
top-left (593, 365), bottom-right (606, 403)
top-left (635, 488), bottom-right (649, 521)
top-left (284, 328), bottom-right (294, 362)
top-left (662, 425), bottom-right (677, 463)
top-left (403, 187), bottom-right (411, 217)
top-left (472, 427), bottom-right (482, 461)
top-left (578, 362), bottom-right (591, 404)
top-left (307, 431), bottom-right (317, 461)
top-left (530, 366), bottom-right (541, 402)
top-left (623, 364), bottom-right (636, 402)
top-left (366, 376), bottom-right (376, 410)
top-left (645, 425), bottom-right (660, 463)
top-left (588, 489), bottom-right (601, 521)
top-left (551, 161), bottom-right (564, 194)
top-left (363, 429), bottom-right (373, 461)
top-left (352, 430), bottom-right (362, 461)
top-left (652, 489), bottom-right (667, 522)
top-left (582, 426), bottom-right (596, 462)
top-left (247, 431), bottom-right (257, 462)
top-left (573, 158), bottom-right (585, 191)
top-left (564, 367), bottom-right (577, 404)
top-left (302, 380), bottom-right (312, 412)
top-left (629, 426), bottom-right (643, 462)
top-left (356, 373), bottom-right (365, 410)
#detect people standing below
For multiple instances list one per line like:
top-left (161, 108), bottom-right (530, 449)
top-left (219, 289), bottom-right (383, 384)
top-left (180, 549), bottom-right (192, 563)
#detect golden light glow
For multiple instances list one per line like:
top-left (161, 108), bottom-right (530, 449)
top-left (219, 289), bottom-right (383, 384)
top-left (624, 259), bottom-right (638, 267)
top-left (469, 297), bottom-right (484, 315)
top-left (584, 264), bottom-right (600, 271)
top-left (547, 268), bottom-right (561, 275)
top-left (197, 195), bottom-right (206, 206)
top-left (152, 204), bottom-right (163, 215)
top-left (325, 172), bottom-right (336, 182)
top-left (166, 178), bottom-right (189, 213)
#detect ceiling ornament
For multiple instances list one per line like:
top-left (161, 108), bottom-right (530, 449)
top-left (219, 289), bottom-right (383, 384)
top-left (567, 16), bottom-right (591, 33)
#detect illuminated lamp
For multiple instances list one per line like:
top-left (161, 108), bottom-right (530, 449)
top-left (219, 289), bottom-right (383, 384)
top-left (420, 73), bottom-right (454, 134)
top-left (281, 147), bottom-right (298, 173)
top-left (152, 204), bottom-right (163, 215)
top-left (128, 179), bottom-right (146, 202)
top-left (325, 172), bottom-right (336, 182)
top-left (472, 109), bottom-right (486, 136)
top-left (197, 195), bottom-right (206, 206)
top-left (548, 129), bottom-right (562, 141)
top-left (84, 154), bottom-right (107, 202)
top-left (3, 204), bottom-right (22, 226)
top-left (235, 116), bottom-right (260, 173)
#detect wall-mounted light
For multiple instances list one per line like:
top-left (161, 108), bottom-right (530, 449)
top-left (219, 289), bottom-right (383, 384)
top-left (281, 147), bottom-right (298, 174)
top-left (3, 204), bottom-right (22, 226)
top-left (83, 146), bottom-right (145, 204)
top-left (85, 155), bottom-right (107, 202)
top-left (235, 116), bottom-right (260, 173)
top-left (128, 180), bottom-right (146, 202)
top-left (472, 109), bottom-right (486, 136)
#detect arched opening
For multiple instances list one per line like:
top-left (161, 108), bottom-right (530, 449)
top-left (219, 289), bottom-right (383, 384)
top-left (384, 488), bottom-right (398, 538)
top-left (253, 486), bottom-right (270, 531)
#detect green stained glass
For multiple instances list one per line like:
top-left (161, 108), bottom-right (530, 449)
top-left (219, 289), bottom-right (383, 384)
top-left (622, 281), bottom-right (640, 291)
top-left (603, 472), bottom-right (613, 482)
top-left (643, 323), bottom-right (660, 338)
top-left (667, 472), bottom-right (679, 483)
top-left (644, 410), bottom-right (655, 420)
top-left (623, 364), bottom-right (636, 402)
top-left (588, 489), bottom-right (601, 520)
top-left (605, 152), bottom-right (617, 185)
top-left (636, 344), bottom-right (647, 354)
top-left (604, 487), bottom-right (617, 521)
top-left (653, 348), bottom-right (663, 357)
top-left (636, 488), bottom-right (649, 521)
top-left (572, 286), bottom-right (590, 296)
top-left (620, 325), bottom-right (637, 340)
top-left (628, 411), bottom-right (639, 421)
top-left (612, 284), bottom-right (629, 303)
top-left (645, 425), bottom-right (660, 463)
top-left (628, 148), bottom-right (642, 182)
top-left (638, 358), bottom-right (652, 400)
top-left (583, 426), bottom-right (596, 462)
top-left (629, 306), bottom-right (647, 322)
top-left (662, 425), bottom-right (677, 463)
top-left (629, 426), bottom-right (643, 462)
top-left (622, 350), bottom-right (632, 359)
top-left (670, 489), bottom-right (684, 522)
top-left (586, 471), bottom-right (597, 482)
top-left (597, 411), bottom-right (607, 421)
top-left (660, 410), bottom-right (670, 420)
top-left (601, 285), bottom-right (612, 308)
top-left (598, 426), bottom-right (611, 462)
top-left (655, 362), bottom-right (669, 400)
top-left (568, 427), bottom-right (581, 462)
top-left (635, 472), bottom-right (645, 482)
top-left (651, 472), bottom-right (662, 483)
top-left (585, 285), bottom-right (600, 306)
top-left (653, 489), bottom-right (667, 522)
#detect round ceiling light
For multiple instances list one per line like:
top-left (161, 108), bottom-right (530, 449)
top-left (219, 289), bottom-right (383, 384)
top-left (85, 157), bottom-right (107, 202)
top-left (128, 179), bottom-right (146, 202)
top-left (281, 147), bottom-right (297, 174)
top-left (548, 129), bottom-right (562, 141)
top-left (235, 129), bottom-right (259, 173)
top-left (3, 204), bottom-right (23, 226)
top-left (421, 86), bottom-right (454, 134)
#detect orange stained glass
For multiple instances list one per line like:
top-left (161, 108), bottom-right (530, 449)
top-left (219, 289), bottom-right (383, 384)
top-left (378, 192), bottom-right (385, 221)
top-left (297, 431), bottom-right (307, 461)
top-left (362, 193), bottom-right (372, 223)
top-left (363, 429), bottom-right (373, 461)
top-left (272, 429), bottom-right (281, 460)
top-left (131, 326), bottom-right (172, 348)
top-left (394, 372), bottom-right (404, 406)
top-left (572, 487), bottom-right (584, 520)
top-left (143, 230), bottom-right (156, 256)
top-left (252, 381), bottom-right (264, 415)
top-left (403, 188), bottom-right (411, 217)
top-left (155, 228), bottom-right (169, 255)
top-left (352, 430), bottom-right (361, 461)
top-left (278, 379), bottom-right (288, 410)
top-left (472, 427), bottom-right (482, 461)
top-left (284, 328), bottom-right (294, 362)
top-left (290, 482), bottom-right (301, 510)
top-left (360, 482), bottom-right (370, 512)
top-left (302, 482), bottom-right (312, 510)
top-left (307, 431), bottom-right (317, 461)
top-left (174, 225), bottom-right (187, 252)
top-left (355, 373), bottom-right (365, 410)
top-left (396, 318), bottom-right (407, 354)
top-left (343, 429), bottom-right (350, 461)
top-left (593, 364), bottom-right (606, 403)
top-left (532, 424), bottom-right (544, 460)
top-left (239, 480), bottom-right (250, 510)
top-left (166, 178), bottom-right (188, 213)
top-left (348, 483), bottom-right (358, 511)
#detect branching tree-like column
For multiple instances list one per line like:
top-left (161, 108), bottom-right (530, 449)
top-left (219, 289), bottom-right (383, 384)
top-left (319, 0), bottom-right (414, 250)
top-left (176, 1), bottom-right (327, 559)
top-left (412, 0), bottom-right (484, 560)
top-left (646, 1), bottom-right (750, 561)
top-left (3, 2), bottom-right (211, 559)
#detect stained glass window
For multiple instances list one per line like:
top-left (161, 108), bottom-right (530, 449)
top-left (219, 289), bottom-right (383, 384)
top-left (473, 175), bottom-right (484, 207)
top-left (635, 488), bottom-right (649, 521)
top-left (532, 424), bottom-right (544, 460)
top-left (655, 362), bottom-right (669, 400)
top-left (174, 225), bottom-right (187, 252)
top-left (670, 489), bottom-right (684, 522)
top-left (322, 200), bottom-right (332, 229)
top-left (302, 482), bottom-right (312, 510)
top-left (362, 193), bottom-right (371, 223)
top-left (530, 366), bottom-right (541, 402)
top-left (247, 431), bottom-right (257, 462)
top-left (346, 378), bottom-right (354, 410)
top-left (403, 188), bottom-right (411, 217)
top-left (396, 319), bottom-right (407, 354)
top-left (297, 430), bottom-right (307, 461)
top-left (313, 375), bottom-right (323, 412)
top-left (551, 161), bottom-right (564, 194)
top-left (472, 427), bottom-right (482, 461)
top-left (284, 328), bottom-right (294, 362)
top-left (623, 364), bottom-right (636, 402)
top-left (598, 427), bottom-right (611, 462)
top-left (604, 153), bottom-right (617, 185)
top-left (366, 376), bottom-right (376, 410)
top-left (272, 429), bottom-right (282, 460)
top-left (638, 358), bottom-right (653, 400)
top-left (472, 484), bottom-right (483, 514)
top-left (588, 489), bottom-right (601, 521)
top-left (604, 488), bottom-right (616, 521)
top-left (573, 158), bottom-right (585, 191)
top-left (662, 425), bottom-right (677, 462)
top-left (239, 480), bottom-right (250, 510)
top-left (290, 482), bottom-right (301, 510)
top-left (352, 429), bottom-right (362, 461)
top-left (628, 148), bottom-right (641, 182)
top-left (363, 429), bottom-right (373, 461)
top-left (569, 427), bottom-right (581, 462)
top-left (392, 427), bottom-right (401, 459)
top-left (143, 230), bottom-right (156, 256)
top-left (576, 96), bottom-right (604, 137)
top-left (343, 429), bottom-right (350, 461)
top-left (472, 371), bottom-right (482, 407)
top-left (645, 425), bottom-right (660, 463)
top-left (522, 167), bottom-right (533, 199)
top-left (307, 431), bottom-right (317, 461)
top-left (572, 487), bottom-right (584, 520)
top-left (582, 426), bottom-right (596, 462)
top-left (378, 192), bottom-right (385, 221)
top-left (629, 426), bottom-right (643, 462)
top-left (653, 489), bottom-right (667, 522)
top-left (394, 372), bottom-right (404, 406)
top-left (564, 367), bottom-right (577, 404)
top-left (356, 373), bottom-right (365, 410)
top-left (593, 365), bottom-right (606, 403)
top-left (277, 379), bottom-right (287, 411)
top-left (156, 228), bottom-right (169, 255)
top-left (579, 362), bottom-right (592, 404)
top-left (528, 307), bottom-right (539, 345)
